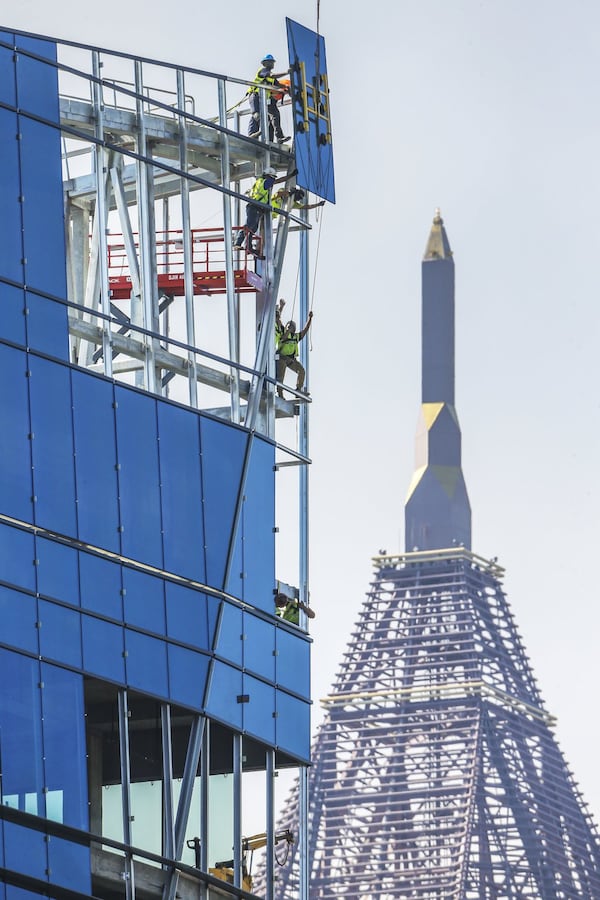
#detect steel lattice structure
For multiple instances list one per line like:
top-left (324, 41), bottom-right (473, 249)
top-left (258, 213), bottom-right (600, 898)
top-left (271, 548), bottom-right (600, 898)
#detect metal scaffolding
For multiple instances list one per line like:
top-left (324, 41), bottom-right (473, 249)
top-left (272, 548), bottom-right (600, 898)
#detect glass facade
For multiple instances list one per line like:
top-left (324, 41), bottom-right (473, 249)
top-left (0, 24), bottom-right (315, 900)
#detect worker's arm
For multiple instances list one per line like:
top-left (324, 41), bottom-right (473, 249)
top-left (274, 168), bottom-right (298, 186)
top-left (298, 599), bottom-right (316, 619)
top-left (298, 311), bottom-right (313, 339)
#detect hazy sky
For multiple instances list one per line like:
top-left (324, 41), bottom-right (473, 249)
top-left (6, 0), bottom-right (600, 827)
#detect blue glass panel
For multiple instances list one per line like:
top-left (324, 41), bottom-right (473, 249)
top-left (17, 36), bottom-right (59, 122)
top-left (0, 650), bottom-right (44, 812)
top-left (122, 567), bottom-right (165, 634)
top-left (286, 19), bottom-right (335, 203)
top-left (71, 371), bottom-right (119, 552)
top-left (0, 32), bottom-right (16, 106)
top-left (276, 628), bottom-right (310, 698)
top-left (28, 356), bottom-right (76, 535)
top-left (167, 644), bottom-right (209, 710)
top-left (81, 615), bottom-right (125, 683)
top-left (158, 402), bottom-right (205, 581)
top-left (243, 613), bottom-right (276, 682)
top-left (19, 118), bottom-right (67, 304)
top-left (0, 524), bottom-right (35, 592)
top-left (165, 582), bottom-right (209, 649)
top-left (41, 664), bottom-right (87, 829)
top-left (79, 551), bottom-right (122, 619)
top-left (125, 629), bottom-right (168, 698)
top-left (115, 387), bottom-right (163, 566)
top-left (0, 584), bottom-right (37, 653)
top-left (3, 822), bottom-right (47, 881)
top-left (243, 675), bottom-right (275, 745)
top-left (200, 417), bottom-right (248, 590)
top-left (38, 600), bottom-right (82, 669)
top-left (204, 661), bottom-right (243, 730)
top-left (224, 521), bottom-right (244, 602)
top-left (26, 293), bottom-right (69, 362)
top-left (0, 344), bottom-right (32, 522)
top-left (240, 437), bottom-right (275, 613)
top-left (214, 602), bottom-right (242, 665)
top-left (0, 109), bottom-right (23, 285)
top-left (6, 888), bottom-right (42, 900)
top-left (36, 537), bottom-right (79, 605)
top-left (0, 280), bottom-right (25, 346)
top-left (47, 839), bottom-right (91, 893)
top-left (275, 690), bottom-right (310, 761)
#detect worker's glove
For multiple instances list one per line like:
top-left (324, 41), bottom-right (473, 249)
top-left (319, 201), bottom-right (325, 206)
top-left (252, 112), bottom-right (260, 122)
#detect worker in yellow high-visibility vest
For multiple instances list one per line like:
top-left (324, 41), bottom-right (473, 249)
top-left (276, 309), bottom-right (313, 398)
top-left (233, 167), bottom-right (296, 255)
top-left (246, 53), bottom-right (290, 143)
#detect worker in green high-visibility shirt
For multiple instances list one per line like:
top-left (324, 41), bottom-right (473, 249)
top-left (276, 309), bottom-right (313, 398)
top-left (275, 593), bottom-right (315, 625)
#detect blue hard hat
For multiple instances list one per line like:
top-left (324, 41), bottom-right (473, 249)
top-left (262, 54), bottom-right (275, 63)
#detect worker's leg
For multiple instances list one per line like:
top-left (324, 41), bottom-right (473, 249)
top-left (268, 100), bottom-right (288, 143)
top-left (276, 356), bottom-right (287, 397)
top-left (248, 93), bottom-right (260, 137)
top-left (288, 358), bottom-right (305, 391)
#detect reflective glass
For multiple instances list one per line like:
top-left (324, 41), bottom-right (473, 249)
top-left (79, 551), bottom-right (122, 620)
top-left (276, 628), bottom-right (310, 698)
top-left (0, 650), bottom-right (44, 815)
top-left (47, 838), bottom-right (91, 894)
top-left (200, 417), bottom-right (248, 589)
top-left (214, 602), bottom-right (242, 666)
top-left (0, 524), bottom-right (35, 592)
top-left (38, 600), bottom-right (82, 669)
top-left (41, 664), bottom-right (88, 829)
top-left (122, 567), bottom-right (165, 634)
top-left (0, 585), bottom-right (37, 653)
top-left (243, 613), bottom-right (276, 682)
top-left (16, 36), bottom-right (60, 122)
top-left (0, 345), bottom-right (32, 522)
top-left (275, 691), bottom-right (310, 761)
top-left (28, 356), bottom-right (76, 535)
top-left (3, 822), bottom-right (47, 882)
top-left (0, 282), bottom-right (26, 347)
top-left (81, 615), bottom-right (125, 683)
top-left (224, 520), bottom-right (244, 602)
top-left (158, 402), bottom-right (205, 582)
top-left (204, 661), bottom-right (243, 730)
top-left (0, 32), bottom-right (16, 106)
top-left (125, 629), bottom-right (168, 698)
top-left (165, 582), bottom-right (210, 649)
top-left (0, 109), bottom-right (23, 285)
top-left (71, 371), bottom-right (120, 552)
top-left (19, 118), bottom-right (68, 304)
top-left (115, 387), bottom-right (163, 566)
top-left (26, 293), bottom-right (69, 362)
top-left (243, 675), bottom-right (276, 746)
top-left (167, 644), bottom-right (209, 710)
top-left (36, 536), bottom-right (79, 606)
top-left (240, 437), bottom-right (275, 613)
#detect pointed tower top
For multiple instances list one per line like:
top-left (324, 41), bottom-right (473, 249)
top-left (423, 208), bottom-right (452, 261)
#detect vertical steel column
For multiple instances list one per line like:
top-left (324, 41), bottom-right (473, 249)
top-left (91, 51), bottom-right (112, 378)
top-left (134, 59), bottom-right (157, 393)
top-left (265, 750), bottom-right (275, 899)
top-left (200, 719), bottom-right (210, 875)
top-left (218, 79), bottom-right (240, 424)
top-left (118, 689), bottom-right (135, 900)
top-left (176, 68), bottom-right (197, 408)
top-left (161, 704), bottom-right (175, 861)
top-left (297, 208), bottom-right (310, 900)
top-left (233, 733), bottom-right (243, 889)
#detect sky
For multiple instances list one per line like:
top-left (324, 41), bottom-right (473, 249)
top-left (5, 0), bottom-right (600, 829)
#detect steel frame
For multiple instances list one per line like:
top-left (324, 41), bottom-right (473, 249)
top-left (272, 549), bottom-right (600, 898)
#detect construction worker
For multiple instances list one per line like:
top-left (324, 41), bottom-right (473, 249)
top-left (247, 54), bottom-right (290, 143)
top-left (234, 167), bottom-right (296, 255)
top-left (275, 592), bottom-right (315, 625)
top-left (276, 311), bottom-right (313, 398)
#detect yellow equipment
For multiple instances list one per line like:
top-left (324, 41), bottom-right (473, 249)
top-left (210, 829), bottom-right (294, 891)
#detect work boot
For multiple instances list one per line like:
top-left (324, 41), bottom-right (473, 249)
top-left (277, 135), bottom-right (291, 144)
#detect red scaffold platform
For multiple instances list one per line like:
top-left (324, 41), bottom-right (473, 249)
top-left (107, 228), bottom-right (264, 299)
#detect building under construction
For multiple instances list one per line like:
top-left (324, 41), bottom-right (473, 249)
top-left (271, 213), bottom-right (600, 898)
top-left (0, 21), bottom-right (333, 900)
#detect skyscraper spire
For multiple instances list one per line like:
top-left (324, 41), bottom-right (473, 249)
top-left (404, 210), bottom-right (471, 551)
